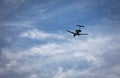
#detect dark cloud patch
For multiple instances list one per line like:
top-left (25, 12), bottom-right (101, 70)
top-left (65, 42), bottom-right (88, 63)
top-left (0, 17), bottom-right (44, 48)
top-left (0, 26), bottom-right (11, 49)
top-left (102, 50), bottom-right (120, 67)
top-left (0, 71), bottom-right (27, 78)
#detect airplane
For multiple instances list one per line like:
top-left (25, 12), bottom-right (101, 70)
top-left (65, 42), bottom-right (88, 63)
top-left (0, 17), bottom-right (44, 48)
top-left (67, 25), bottom-right (88, 37)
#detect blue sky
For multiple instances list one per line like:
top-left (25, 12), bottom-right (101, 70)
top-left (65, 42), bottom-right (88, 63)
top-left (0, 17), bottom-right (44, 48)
top-left (0, 0), bottom-right (120, 78)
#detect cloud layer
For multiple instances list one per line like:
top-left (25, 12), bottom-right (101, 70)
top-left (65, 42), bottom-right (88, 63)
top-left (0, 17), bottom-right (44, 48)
top-left (1, 32), bottom-right (120, 78)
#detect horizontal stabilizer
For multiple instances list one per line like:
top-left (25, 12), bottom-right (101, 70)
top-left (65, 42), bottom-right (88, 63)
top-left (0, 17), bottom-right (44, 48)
top-left (77, 25), bottom-right (85, 27)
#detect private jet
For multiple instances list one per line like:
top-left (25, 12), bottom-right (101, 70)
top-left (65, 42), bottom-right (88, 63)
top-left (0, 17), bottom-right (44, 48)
top-left (67, 25), bottom-right (88, 37)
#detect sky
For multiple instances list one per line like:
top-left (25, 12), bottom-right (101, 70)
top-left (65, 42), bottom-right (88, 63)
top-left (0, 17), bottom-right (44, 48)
top-left (0, 0), bottom-right (120, 78)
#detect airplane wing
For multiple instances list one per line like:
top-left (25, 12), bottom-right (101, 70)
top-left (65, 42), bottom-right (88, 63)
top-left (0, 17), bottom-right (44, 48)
top-left (79, 33), bottom-right (88, 35)
top-left (67, 30), bottom-right (75, 34)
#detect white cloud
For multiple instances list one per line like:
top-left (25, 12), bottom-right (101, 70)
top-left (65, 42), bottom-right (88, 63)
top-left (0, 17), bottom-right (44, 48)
top-left (53, 63), bottom-right (120, 78)
top-left (53, 68), bottom-right (80, 78)
top-left (2, 21), bottom-right (33, 27)
top-left (20, 29), bottom-right (65, 40)
top-left (29, 74), bottom-right (38, 78)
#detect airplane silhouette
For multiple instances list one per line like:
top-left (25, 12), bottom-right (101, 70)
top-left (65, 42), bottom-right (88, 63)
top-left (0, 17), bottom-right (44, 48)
top-left (67, 25), bottom-right (88, 37)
